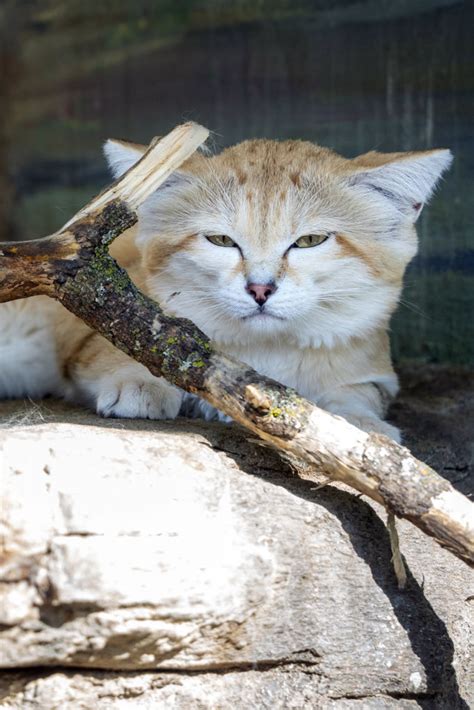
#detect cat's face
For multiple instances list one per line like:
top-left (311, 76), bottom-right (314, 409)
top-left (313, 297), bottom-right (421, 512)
top-left (105, 138), bottom-right (452, 348)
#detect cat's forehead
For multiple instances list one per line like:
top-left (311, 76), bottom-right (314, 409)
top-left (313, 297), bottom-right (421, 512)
top-left (211, 139), bottom-right (347, 185)
top-left (190, 140), bottom-right (351, 242)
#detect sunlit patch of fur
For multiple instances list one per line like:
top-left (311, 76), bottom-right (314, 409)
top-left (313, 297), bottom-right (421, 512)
top-left (126, 138), bottom-right (451, 435)
top-left (0, 137), bottom-right (452, 439)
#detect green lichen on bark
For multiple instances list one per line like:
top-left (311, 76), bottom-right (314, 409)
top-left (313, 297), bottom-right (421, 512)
top-left (239, 380), bottom-right (311, 439)
top-left (53, 201), bottom-right (138, 295)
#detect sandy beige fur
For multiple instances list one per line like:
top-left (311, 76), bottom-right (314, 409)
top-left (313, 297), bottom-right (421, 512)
top-left (0, 138), bottom-right (452, 438)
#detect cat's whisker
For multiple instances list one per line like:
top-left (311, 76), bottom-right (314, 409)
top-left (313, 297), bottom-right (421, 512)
top-left (397, 298), bottom-right (429, 318)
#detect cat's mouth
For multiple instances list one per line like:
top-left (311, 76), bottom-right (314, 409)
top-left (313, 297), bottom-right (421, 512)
top-left (242, 309), bottom-right (285, 322)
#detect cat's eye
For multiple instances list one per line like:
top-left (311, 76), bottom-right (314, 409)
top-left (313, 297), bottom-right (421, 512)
top-left (205, 234), bottom-right (237, 247)
top-left (292, 234), bottom-right (329, 248)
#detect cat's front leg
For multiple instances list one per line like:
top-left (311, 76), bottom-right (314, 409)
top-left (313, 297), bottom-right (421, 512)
top-left (63, 332), bottom-right (182, 419)
top-left (317, 382), bottom-right (401, 443)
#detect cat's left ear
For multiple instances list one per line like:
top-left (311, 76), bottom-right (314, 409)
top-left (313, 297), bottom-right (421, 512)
top-left (103, 139), bottom-right (147, 178)
top-left (349, 148), bottom-right (453, 221)
top-left (103, 137), bottom-right (200, 189)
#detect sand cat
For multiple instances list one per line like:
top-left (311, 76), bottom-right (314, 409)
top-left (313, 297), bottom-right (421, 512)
top-left (0, 137), bottom-right (452, 441)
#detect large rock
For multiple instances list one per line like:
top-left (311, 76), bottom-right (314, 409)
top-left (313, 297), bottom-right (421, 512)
top-left (0, 367), bottom-right (473, 708)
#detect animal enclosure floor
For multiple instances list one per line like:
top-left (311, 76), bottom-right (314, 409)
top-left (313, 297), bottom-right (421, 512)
top-left (1, 364), bottom-right (472, 499)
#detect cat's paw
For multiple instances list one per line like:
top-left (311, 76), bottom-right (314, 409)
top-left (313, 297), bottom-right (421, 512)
top-left (345, 415), bottom-right (401, 443)
top-left (96, 374), bottom-right (182, 420)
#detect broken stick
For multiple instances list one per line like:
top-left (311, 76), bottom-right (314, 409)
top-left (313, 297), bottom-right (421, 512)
top-left (0, 122), bottom-right (473, 569)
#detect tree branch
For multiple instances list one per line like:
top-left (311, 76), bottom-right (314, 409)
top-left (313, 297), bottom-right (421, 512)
top-left (1, 122), bottom-right (473, 569)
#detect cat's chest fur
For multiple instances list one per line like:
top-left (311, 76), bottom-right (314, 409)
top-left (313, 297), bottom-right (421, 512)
top-left (182, 334), bottom-right (397, 423)
top-left (223, 342), bottom-right (324, 398)
top-left (217, 336), bottom-right (397, 403)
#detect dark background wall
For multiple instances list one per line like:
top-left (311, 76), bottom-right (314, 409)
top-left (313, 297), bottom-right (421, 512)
top-left (1, 0), bottom-right (472, 364)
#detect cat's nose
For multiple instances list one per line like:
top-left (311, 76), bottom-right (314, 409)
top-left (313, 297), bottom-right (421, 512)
top-left (246, 282), bottom-right (277, 305)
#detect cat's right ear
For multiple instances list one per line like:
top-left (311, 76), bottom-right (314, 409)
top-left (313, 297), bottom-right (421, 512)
top-left (103, 139), bottom-right (147, 179)
top-left (348, 148), bottom-right (453, 221)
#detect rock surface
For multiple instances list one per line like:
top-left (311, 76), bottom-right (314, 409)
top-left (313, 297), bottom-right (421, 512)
top-left (0, 366), bottom-right (473, 708)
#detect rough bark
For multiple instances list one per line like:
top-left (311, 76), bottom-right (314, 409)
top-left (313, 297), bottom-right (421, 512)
top-left (0, 122), bottom-right (472, 569)
top-left (0, 399), bottom-right (472, 708)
